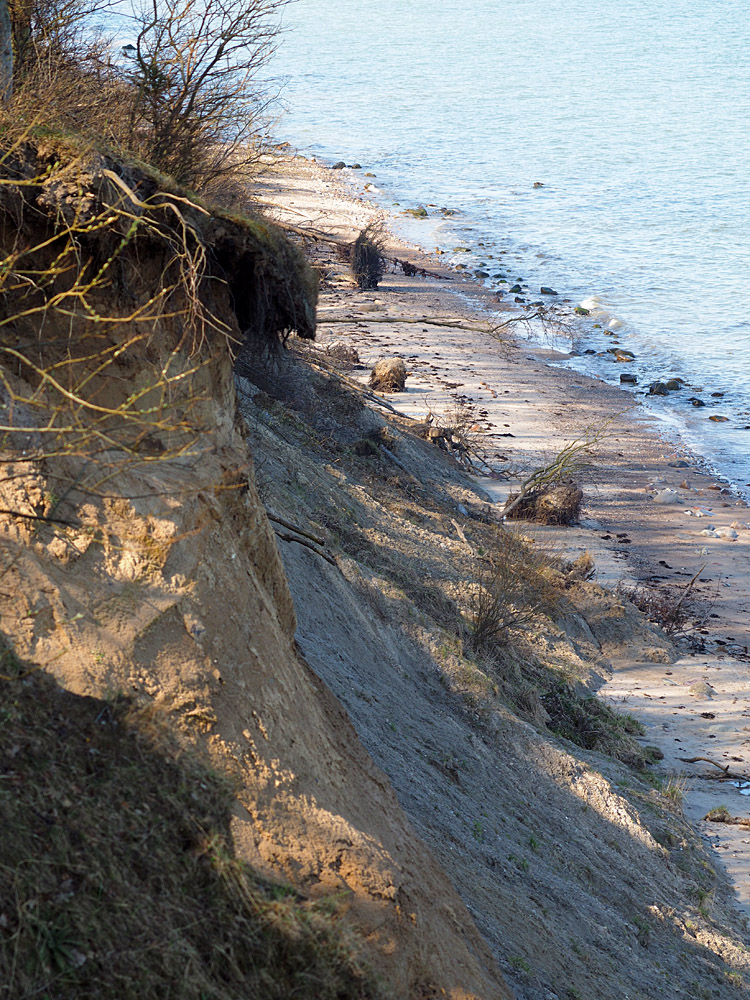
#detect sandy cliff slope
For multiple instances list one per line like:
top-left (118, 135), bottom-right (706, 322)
top-left (0, 150), bottom-right (508, 998)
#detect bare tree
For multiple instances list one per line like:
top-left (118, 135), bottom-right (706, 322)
top-left (124, 0), bottom-right (285, 188)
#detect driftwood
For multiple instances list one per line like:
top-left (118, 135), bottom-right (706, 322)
top-left (678, 756), bottom-right (750, 783)
top-left (393, 257), bottom-right (452, 281)
top-left (317, 315), bottom-right (489, 333)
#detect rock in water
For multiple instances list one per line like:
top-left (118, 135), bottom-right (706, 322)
top-left (369, 358), bottom-right (407, 393)
top-left (620, 373), bottom-right (638, 384)
top-left (540, 286), bottom-right (558, 295)
top-left (649, 382), bottom-right (669, 396)
top-left (664, 379), bottom-right (683, 390)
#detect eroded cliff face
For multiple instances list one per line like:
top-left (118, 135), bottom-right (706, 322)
top-left (0, 152), bottom-right (509, 999)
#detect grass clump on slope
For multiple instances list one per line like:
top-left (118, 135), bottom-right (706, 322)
top-left (0, 645), bottom-right (381, 1000)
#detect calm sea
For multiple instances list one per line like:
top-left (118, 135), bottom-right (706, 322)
top-left (270, 0), bottom-right (750, 492)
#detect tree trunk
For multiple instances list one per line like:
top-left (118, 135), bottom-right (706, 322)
top-left (0, 0), bottom-right (11, 102)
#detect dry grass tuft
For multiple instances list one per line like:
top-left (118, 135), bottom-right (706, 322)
top-left (541, 684), bottom-right (651, 769)
top-left (467, 528), bottom-right (563, 651)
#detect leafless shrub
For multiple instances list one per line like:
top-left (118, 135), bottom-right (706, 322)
top-left (467, 528), bottom-right (563, 651)
top-left (616, 567), bottom-right (712, 638)
top-left (416, 400), bottom-right (495, 475)
top-left (325, 342), bottom-right (360, 366)
top-left (120, 0), bottom-right (285, 188)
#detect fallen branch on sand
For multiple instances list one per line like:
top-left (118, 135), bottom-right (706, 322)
top-left (502, 430), bottom-right (603, 521)
top-left (678, 757), bottom-right (750, 783)
top-left (270, 220), bottom-right (452, 280)
top-left (317, 315), bottom-right (489, 333)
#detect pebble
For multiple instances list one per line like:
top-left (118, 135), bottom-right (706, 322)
top-left (689, 397), bottom-right (706, 407)
top-left (709, 415), bottom-right (729, 422)
top-left (540, 286), bottom-right (558, 295)
top-left (620, 373), bottom-right (638, 384)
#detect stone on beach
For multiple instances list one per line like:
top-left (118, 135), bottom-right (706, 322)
top-left (689, 681), bottom-right (716, 699)
top-left (716, 526), bottom-right (739, 539)
top-left (652, 488), bottom-right (683, 505)
top-left (369, 358), bottom-right (408, 393)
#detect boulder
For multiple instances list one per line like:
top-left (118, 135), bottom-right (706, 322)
top-left (648, 382), bottom-right (669, 396)
top-left (332, 161), bottom-right (346, 170)
top-left (664, 379), bottom-right (682, 391)
top-left (620, 373), bottom-right (638, 384)
top-left (540, 286), bottom-right (558, 295)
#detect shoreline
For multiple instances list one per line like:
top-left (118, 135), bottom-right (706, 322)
top-left (291, 150), bottom-right (750, 503)
top-left (257, 152), bottom-right (750, 922)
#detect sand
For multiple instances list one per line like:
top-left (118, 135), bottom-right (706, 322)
top-left (255, 152), bottom-right (750, 920)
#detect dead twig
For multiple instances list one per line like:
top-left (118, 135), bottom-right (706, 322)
top-left (273, 530), bottom-right (337, 566)
top-left (267, 512), bottom-right (325, 546)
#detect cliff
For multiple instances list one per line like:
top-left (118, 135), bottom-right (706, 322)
top-left (0, 145), bottom-right (507, 998)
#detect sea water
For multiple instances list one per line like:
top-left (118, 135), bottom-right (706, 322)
top-left (269, 0), bottom-right (750, 493)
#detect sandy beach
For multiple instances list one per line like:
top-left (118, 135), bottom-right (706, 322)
top-left (257, 152), bottom-right (750, 922)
